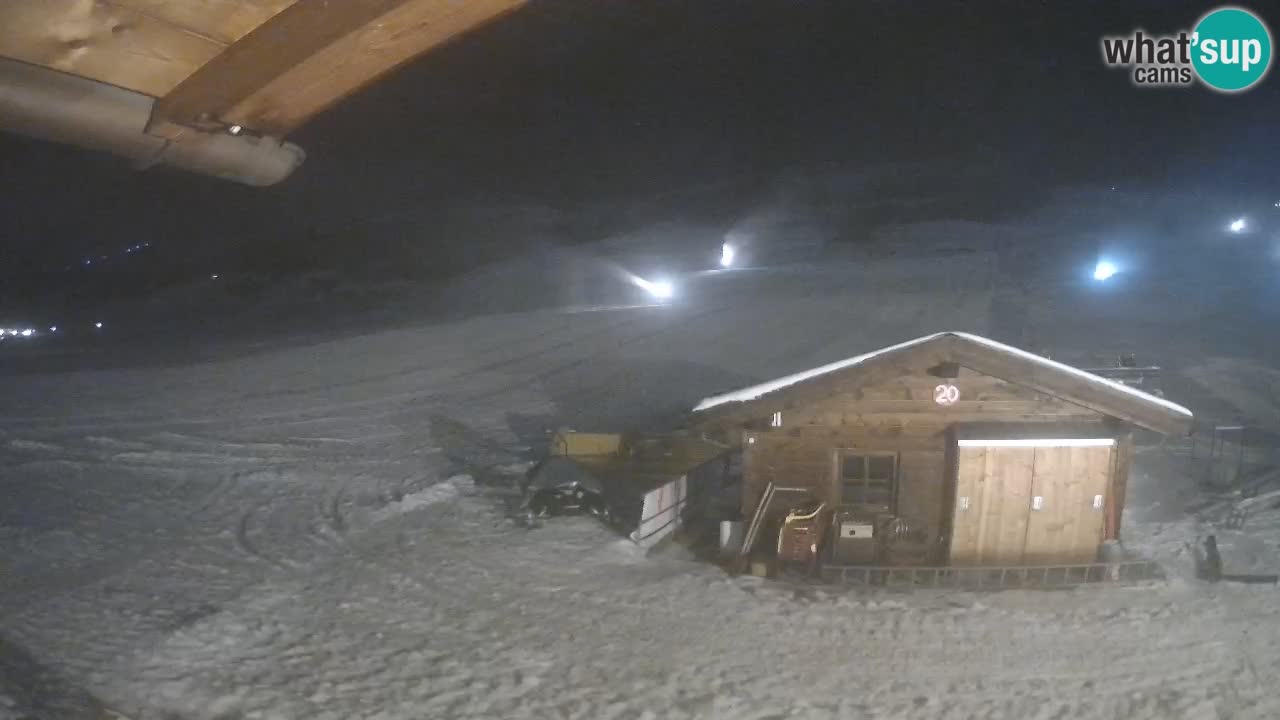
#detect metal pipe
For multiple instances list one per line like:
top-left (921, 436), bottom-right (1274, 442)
top-left (0, 59), bottom-right (304, 187)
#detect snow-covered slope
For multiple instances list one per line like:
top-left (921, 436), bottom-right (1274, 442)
top-left (1, 244), bottom-right (1278, 720)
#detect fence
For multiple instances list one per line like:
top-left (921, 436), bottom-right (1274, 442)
top-left (820, 559), bottom-right (1163, 589)
top-left (1189, 422), bottom-right (1280, 491)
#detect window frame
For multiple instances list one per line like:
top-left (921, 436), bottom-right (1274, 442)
top-left (833, 450), bottom-right (899, 512)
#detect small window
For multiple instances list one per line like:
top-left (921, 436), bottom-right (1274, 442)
top-left (770, 411), bottom-right (783, 428)
top-left (839, 452), bottom-right (897, 511)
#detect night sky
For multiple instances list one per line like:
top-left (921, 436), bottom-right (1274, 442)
top-left (2, 0), bottom-right (1277, 295)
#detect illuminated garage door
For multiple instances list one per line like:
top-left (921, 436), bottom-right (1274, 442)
top-left (949, 439), bottom-right (1113, 566)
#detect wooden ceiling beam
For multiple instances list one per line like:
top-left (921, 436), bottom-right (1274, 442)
top-left (148, 0), bottom-right (526, 139)
top-left (104, 0), bottom-right (298, 46)
top-left (0, 0), bottom-right (228, 97)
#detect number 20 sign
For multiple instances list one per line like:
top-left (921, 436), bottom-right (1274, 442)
top-left (934, 383), bottom-right (960, 405)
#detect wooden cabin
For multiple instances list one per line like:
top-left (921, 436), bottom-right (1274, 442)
top-left (691, 332), bottom-right (1193, 568)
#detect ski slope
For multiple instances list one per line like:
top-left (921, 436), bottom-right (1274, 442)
top-left (2, 249), bottom-right (1279, 719)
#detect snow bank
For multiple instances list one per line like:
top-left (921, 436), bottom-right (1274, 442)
top-left (367, 474), bottom-right (470, 523)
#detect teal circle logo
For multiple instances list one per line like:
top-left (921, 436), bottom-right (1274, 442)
top-left (1192, 7), bottom-right (1272, 92)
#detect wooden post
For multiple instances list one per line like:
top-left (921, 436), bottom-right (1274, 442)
top-left (1107, 430), bottom-right (1134, 541)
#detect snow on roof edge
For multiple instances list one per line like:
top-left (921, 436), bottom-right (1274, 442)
top-left (692, 332), bottom-right (948, 412)
top-left (691, 331), bottom-right (1193, 419)
top-left (949, 332), bottom-right (1192, 417)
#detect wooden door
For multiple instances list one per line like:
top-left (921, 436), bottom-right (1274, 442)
top-left (950, 441), bottom-right (1113, 566)
top-left (949, 445), bottom-right (1034, 565)
top-left (1023, 445), bottom-right (1112, 563)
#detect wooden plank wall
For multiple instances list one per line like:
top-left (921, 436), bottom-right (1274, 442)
top-left (742, 428), bottom-right (949, 563)
top-left (949, 340), bottom-right (1192, 436)
top-left (1107, 431), bottom-right (1134, 540)
top-left (949, 445), bottom-right (985, 563)
top-left (950, 447), bottom-right (1036, 565)
top-left (741, 431), bottom-right (834, 517)
top-left (783, 365), bottom-right (1103, 428)
top-left (951, 445), bottom-right (1112, 565)
top-left (1023, 446), bottom-right (1111, 563)
top-left (894, 450), bottom-right (947, 561)
top-left (742, 428), bottom-right (952, 510)
top-left (739, 364), bottom-right (1112, 565)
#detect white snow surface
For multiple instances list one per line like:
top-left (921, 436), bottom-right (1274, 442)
top-left (692, 330), bottom-right (1194, 418)
top-left (0, 252), bottom-right (1276, 720)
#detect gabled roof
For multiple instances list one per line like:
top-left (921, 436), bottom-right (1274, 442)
top-left (692, 332), bottom-right (1193, 436)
